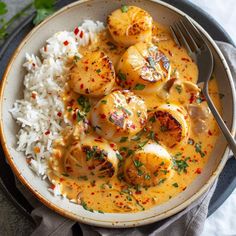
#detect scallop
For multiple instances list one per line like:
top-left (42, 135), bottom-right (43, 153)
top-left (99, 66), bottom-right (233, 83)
top-left (116, 42), bottom-right (171, 93)
top-left (91, 90), bottom-right (147, 142)
top-left (150, 104), bottom-right (190, 148)
top-left (69, 51), bottom-right (115, 96)
top-left (63, 135), bottom-right (118, 179)
top-left (107, 5), bottom-right (153, 47)
top-left (124, 142), bottom-right (173, 187)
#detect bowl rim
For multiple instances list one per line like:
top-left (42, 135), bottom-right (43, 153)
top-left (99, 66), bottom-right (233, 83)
top-left (0, 0), bottom-right (236, 228)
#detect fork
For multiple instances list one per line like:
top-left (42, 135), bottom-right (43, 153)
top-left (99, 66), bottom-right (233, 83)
top-left (170, 16), bottom-right (236, 157)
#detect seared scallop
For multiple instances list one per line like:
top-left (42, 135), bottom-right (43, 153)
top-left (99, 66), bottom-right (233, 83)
top-left (69, 51), bottom-right (115, 96)
top-left (107, 6), bottom-right (153, 47)
top-left (124, 142), bottom-right (173, 187)
top-left (63, 135), bottom-right (118, 179)
top-left (116, 42), bottom-right (171, 93)
top-left (150, 104), bottom-right (189, 148)
top-left (91, 90), bottom-right (147, 142)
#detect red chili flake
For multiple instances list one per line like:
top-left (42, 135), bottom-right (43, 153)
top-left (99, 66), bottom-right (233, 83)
top-left (66, 166), bottom-right (73, 172)
top-left (44, 45), bottom-right (47, 52)
top-left (168, 50), bottom-right (173, 56)
top-left (31, 92), bottom-right (36, 99)
top-left (135, 191), bottom-right (142, 194)
top-left (50, 184), bottom-right (56, 190)
top-left (85, 66), bottom-right (88, 71)
top-left (208, 130), bottom-right (213, 136)
top-left (110, 143), bottom-right (115, 148)
top-left (80, 84), bottom-right (84, 89)
top-left (32, 63), bottom-right (36, 67)
top-left (63, 40), bottom-right (69, 46)
top-left (91, 192), bottom-right (95, 195)
top-left (57, 111), bottom-right (62, 117)
top-left (130, 124), bottom-right (136, 129)
top-left (182, 187), bottom-right (187, 191)
top-left (74, 27), bottom-right (79, 35)
top-left (79, 31), bottom-right (84, 38)
top-left (94, 139), bottom-right (103, 143)
top-left (195, 168), bottom-right (202, 174)
top-left (60, 178), bottom-right (64, 182)
top-left (72, 113), bottom-right (77, 120)
top-left (189, 93), bottom-right (195, 104)
top-left (181, 57), bottom-right (190, 62)
top-left (100, 114), bottom-right (106, 119)
top-left (44, 130), bottom-right (50, 135)
top-left (115, 195), bottom-right (119, 198)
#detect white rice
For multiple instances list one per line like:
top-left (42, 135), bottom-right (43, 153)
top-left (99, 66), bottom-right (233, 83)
top-left (10, 20), bottom-right (105, 195)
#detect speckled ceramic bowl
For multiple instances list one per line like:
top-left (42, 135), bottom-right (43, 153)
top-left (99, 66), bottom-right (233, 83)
top-left (0, 0), bottom-right (235, 228)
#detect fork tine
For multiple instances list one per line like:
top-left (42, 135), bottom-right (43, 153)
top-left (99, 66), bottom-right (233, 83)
top-left (169, 26), bottom-right (181, 47)
top-left (182, 16), bottom-right (205, 46)
top-left (172, 22), bottom-right (193, 54)
top-left (178, 20), bottom-right (200, 53)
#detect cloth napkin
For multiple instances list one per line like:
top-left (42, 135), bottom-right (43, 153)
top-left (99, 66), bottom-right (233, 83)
top-left (14, 41), bottom-right (235, 236)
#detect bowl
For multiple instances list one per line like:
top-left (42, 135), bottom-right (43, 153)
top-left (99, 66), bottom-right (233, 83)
top-left (0, 0), bottom-right (235, 228)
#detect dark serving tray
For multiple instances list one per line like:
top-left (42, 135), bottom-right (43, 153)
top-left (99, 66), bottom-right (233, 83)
top-left (0, 0), bottom-right (235, 229)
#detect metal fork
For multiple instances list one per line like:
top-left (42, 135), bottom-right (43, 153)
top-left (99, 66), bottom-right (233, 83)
top-left (170, 16), bottom-right (236, 157)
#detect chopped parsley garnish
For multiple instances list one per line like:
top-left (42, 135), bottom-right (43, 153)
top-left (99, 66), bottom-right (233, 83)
top-left (175, 84), bottom-right (182, 94)
top-left (81, 200), bottom-right (94, 212)
top-left (117, 71), bottom-right (126, 81)
top-left (79, 176), bottom-right (88, 180)
top-left (172, 182), bottom-right (179, 188)
top-left (84, 146), bottom-right (103, 161)
top-left (137, 169), bottom-right (143, 176)
top-left (173, 159), bottom-right (189, 173)
top-left (96, 69), bottom-right (101, 74)
top-left (109, 115), bottom-right (114, 123)
top-left (131, 135), bottom-right (141, 141)
top-left (196, 97), bottom-right (203, 104)
top-left (119, 146), bottom-right (128, 152)
top-left (137, 111), bottom-right (141, 117)
top-left (174, 152), bottom-right (182, 158)
top-left (195, 142), bottom-right (205, 157)
top-left (158, 178), bottom-right (166, 185)
top-left (160, 169), bottom-right (168, 175)
top-left (127, 149), bottom-right (134, 157)
top-left (77, 110), bottom-right (86, 122)
top-left (126, 195), bottom-right (132, 201)
top-left (149, 116), bottom-right (156, 123)
top-left (62, 173), bottom-right (69, 177)
top-left (120, 136), bottom-right (128, 143)
top-left (77, 95), bottom-right (91, 113)
top-left (98, 210), bottom-right (104, 214)
top-left (138, 140), bottom-right (148, 149)
top-left (101, 100), bottom-right (107, 104)
top-left (147, 131), bottom-right (155, 140)
top-left (116, 152), bottom-right (123, 161)
top-left (144, 173), bottom-right (151, 180)
top-left (73, 55), bottom-right (81, 62)
top-left (134, 83), bottom-right (146, 90)
top-left (121, 4), bottom-right (128, 13)
top-left (133, 159), bottom-right (143, 168)
top-left (106, 41), bottom-right (117, 50)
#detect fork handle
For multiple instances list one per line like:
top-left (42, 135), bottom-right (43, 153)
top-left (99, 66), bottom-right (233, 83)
top-left (203, 89), bottom-right (236, 157)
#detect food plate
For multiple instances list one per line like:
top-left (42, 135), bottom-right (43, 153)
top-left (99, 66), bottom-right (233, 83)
top-left (0, 0), bottom-right (236, 228)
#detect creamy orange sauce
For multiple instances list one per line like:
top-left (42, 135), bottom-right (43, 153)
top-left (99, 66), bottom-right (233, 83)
top-left (47, 22), bottom-right (221, 213)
